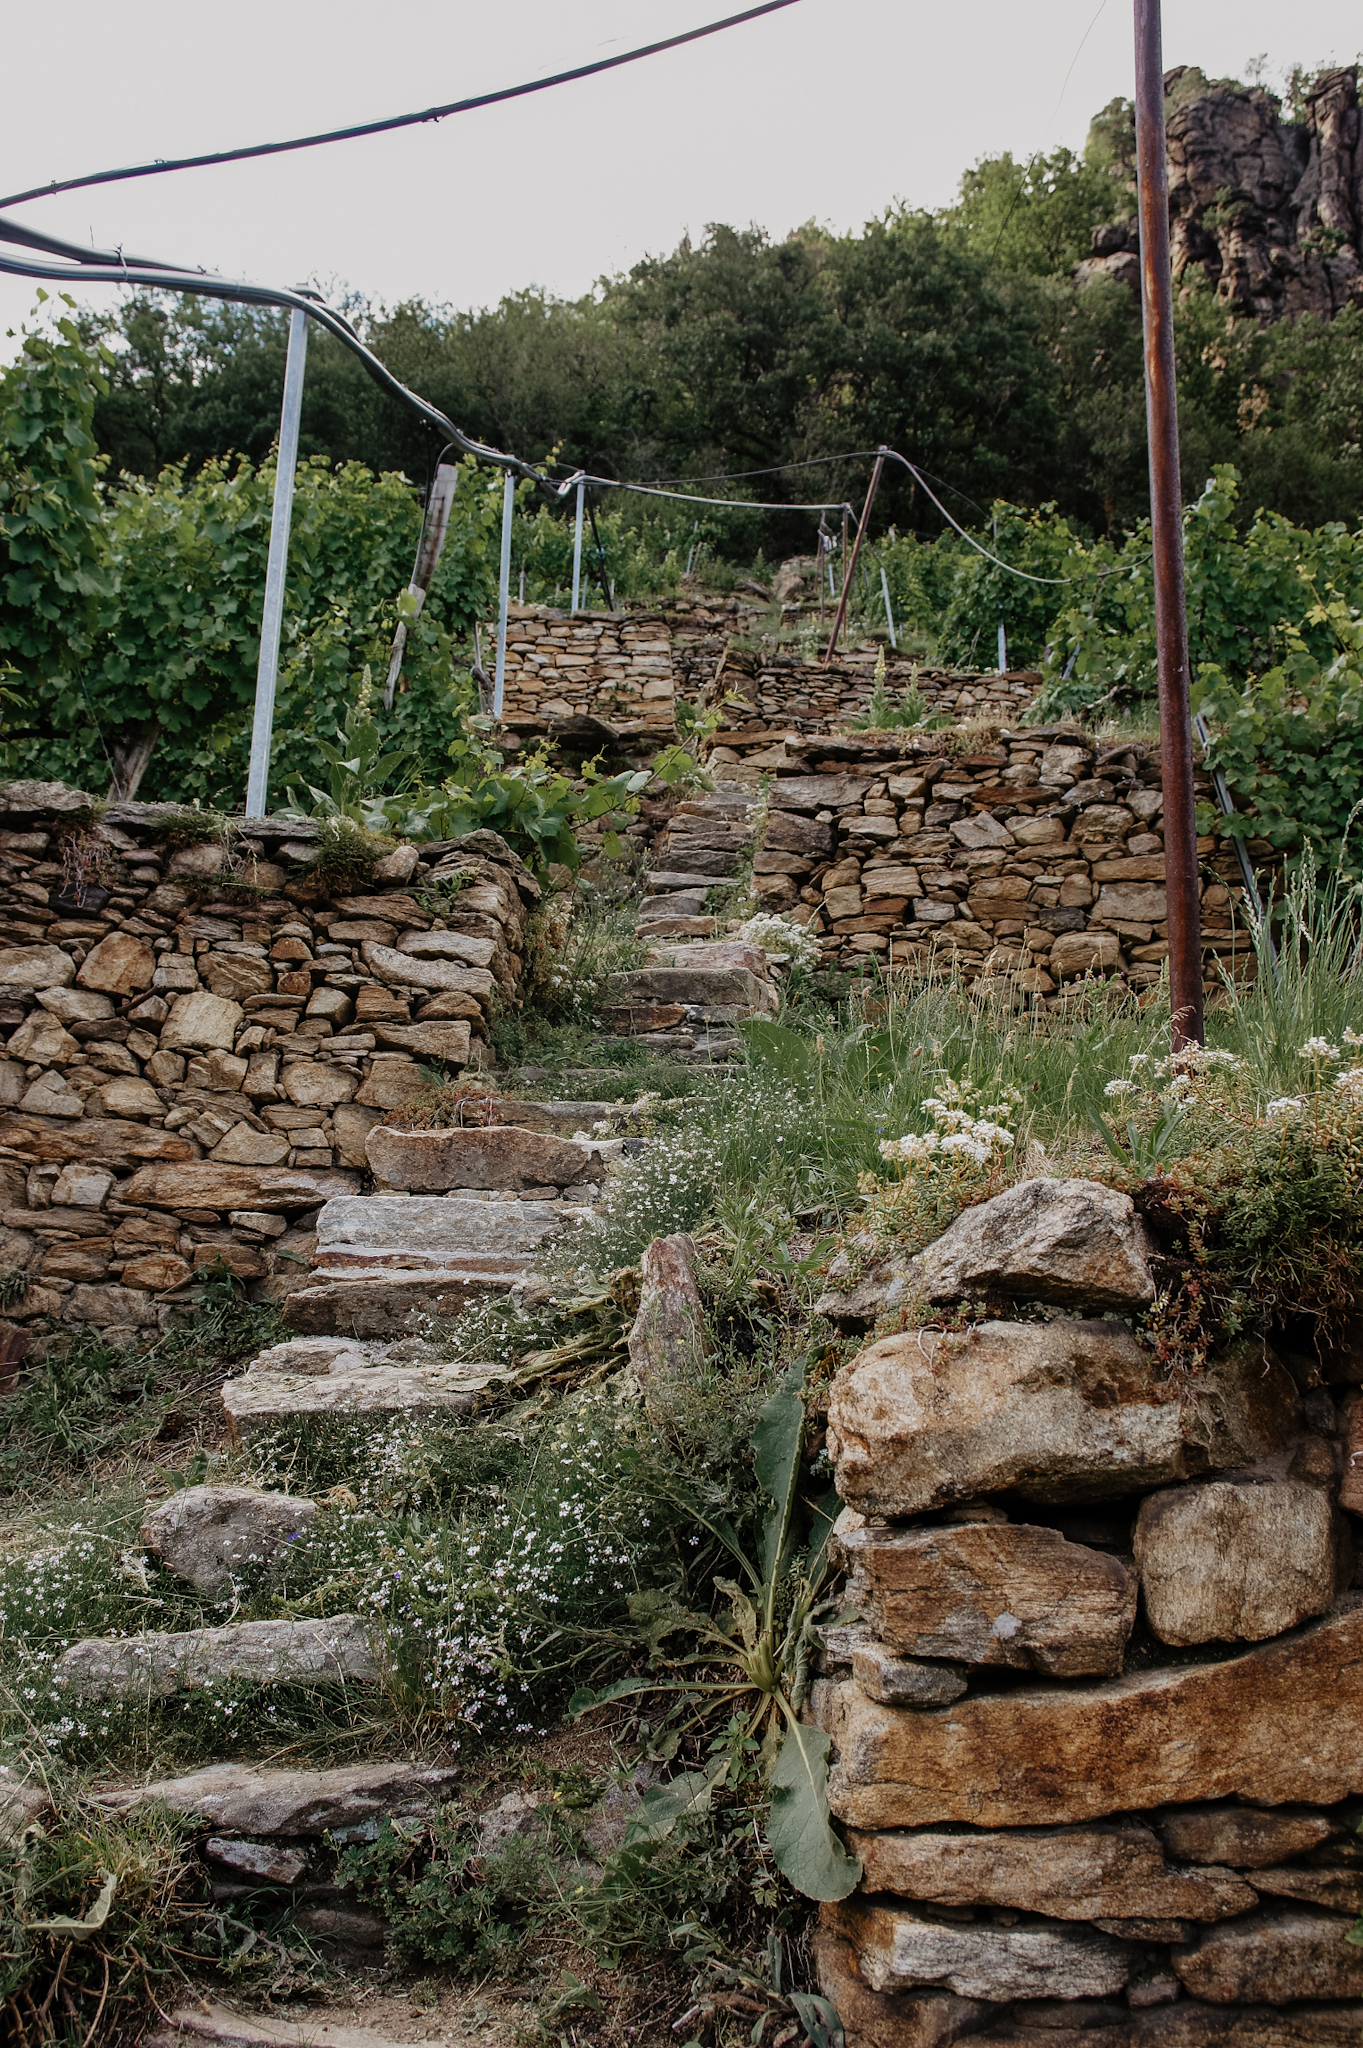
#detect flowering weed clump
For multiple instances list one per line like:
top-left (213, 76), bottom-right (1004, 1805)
top-left (730, 912), bottom-right (821, 971)
top-left (859, 1075), bottom-right (1021, 1251)
top-left (1092, 1031), bottom-right (1363, 1375)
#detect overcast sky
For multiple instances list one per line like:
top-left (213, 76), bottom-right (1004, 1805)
top-left (2, 0), bottom-right (1360, 363)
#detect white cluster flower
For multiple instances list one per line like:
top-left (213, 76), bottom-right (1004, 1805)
top-left (878, 1075), bottom-right (1016, 1180)
top-left (730, 912), bottom-right (821, 970)
top-left (1300, 1038), bottom-right (1342, 1061)
top-left (1104, 1078), bottom-right (1136, 1098)
top-left (1335, 1067), bottom-right (1363, 1100)
top-left (1266, 1096), bottom-right (1306, 1119)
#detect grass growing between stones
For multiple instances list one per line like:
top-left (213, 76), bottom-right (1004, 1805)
top-left (6, 862), bottom-right (1363, 2044)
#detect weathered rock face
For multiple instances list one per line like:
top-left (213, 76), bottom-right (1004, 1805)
top-left (627, 1233), bottom-right (706, 1401)
top-left (53, 1615), bottom-right (378, 1699)
top-left (817, 1600), bottom-right (1363, 1830)
top-left (1134, 1480), bottom-right (1347, 1644)
top-left (140, 1484), bottom-right (317, 1596)
top-left (1156, 1805), bottom-right (1335, 1870)
top-left (813, 1926), bottom-right (993, 2048)
top-left (97, 1758), bottom-right (460, 1835)
top-left (365, 1123), bottom-right (602, 1192)
top-left (908, 1179), bottom-right (1155, 1312)
top-left (825, 1898), bottom-right (1134, 2001)
top-left (846, 1826), bottom-right (1256, 1923)
top-left (826, 1322), bottom-right (1300, 1515)
top-left (840, 1519), bottom-right (1137, 1677)
top-left (1173, 1906), bottom-right (1363, 2004)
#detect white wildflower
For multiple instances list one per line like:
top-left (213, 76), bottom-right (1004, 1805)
top-left (1266, 1096), bottom-right (1306, 1118)
top-left (1300, 1038), bottom-right (1341, 1061)
top-left (1104, 1079), bottom-right (1135, 1098)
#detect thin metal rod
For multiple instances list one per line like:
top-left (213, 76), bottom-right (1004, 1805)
top-left (1194, 711), bottom-right (1277, 970)
top-left (493, 471), bottom-right (515, 719)
top-left (997, 622), bottom-right (1008, 672)
top-left (245, 307), bottom-right (308, 818)
top-left (571, 480), bottom-right (585, 614)
top-left (826, 456), bottom-right (885, 661)
top-left (1134, 0), bottom-right (1203, 1047)
top-left (880, 565), bottom-right (897, 649)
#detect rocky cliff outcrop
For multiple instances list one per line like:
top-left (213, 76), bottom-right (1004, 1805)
top-left (1082, 65), bottom-right (1363, 320)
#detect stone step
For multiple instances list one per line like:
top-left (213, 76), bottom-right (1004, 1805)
top-left (53, 1615), bottom-right (377, 1700)
top-left (97, 1757), bottom-right (460, 1834)
top-left (147, 2002), bottom-right (432, 2048)
top-left (222, 1337), bottom-right (513, 1433)
top-left (279, 1192), bottom-right (586, 1337)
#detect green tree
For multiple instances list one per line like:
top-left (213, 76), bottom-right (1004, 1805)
top-left (0, 299), bottom-right (109, 717)
top-left (947, 145), bottom-right (1126, 276)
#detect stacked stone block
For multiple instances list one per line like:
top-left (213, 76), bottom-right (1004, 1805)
top-left (814, 1178), bottom-right (1363, 2044)
top-left (738, 731), bottom-right (1260, 999)
top-left (496, 603), bottom-right (676, 739)
top-left (0, 784), bottom-right (538, 1341)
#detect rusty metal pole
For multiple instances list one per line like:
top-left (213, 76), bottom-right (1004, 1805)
top-left (1134, 0), bottom-right (1203, 1047)
top-left (826, 452), bottom-right (886, 662)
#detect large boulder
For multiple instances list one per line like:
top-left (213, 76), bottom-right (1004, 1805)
top-left (140, 1484), bottom-right (318, 1597)
top-left (909, 1179), bottom-right (1155, 1311)
top-left (1134, 1480), bottom-right (1348, 1645)
top-left (814, 1599), bottom-right (1363, 1830)
top-left (840, 1519), bottom-right (1137, 1678)
top-left (827, 1323), bottom-right (1301, 1516)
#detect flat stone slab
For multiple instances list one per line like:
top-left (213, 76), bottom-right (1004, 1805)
top-left (1174, 1906), bottom-right (1363, 2005)
top-left (97, 1758), bottom-right (459, 1836)
top-left (847, 1823), bottom-right (1256, 1923)
top-left (366, 1123), bottom-right (603, 1192)
top-left (147, 2002), bottom-right (431, 2048)
top-left (841, 1519), bottom-right (1137, 1678)
top-left (827, 1322), bottom-right (1301, 1515)
top-left (815, 1599), bottom-right (1363, 1830)
top-left (315, 1193), bottom-right (574, 1269)
top-left (223, 1348), bottom-right (510, 1437)
top-left (52, 1616), bottom-right (378, 1699)
top-left (1157, 1805), bottom-right (1336, 1869)
top-left (825, 1898), bottom-right (1133, 2002)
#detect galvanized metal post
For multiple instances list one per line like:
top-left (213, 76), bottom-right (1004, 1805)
top-left (1135, 0), bottom-right (1203, 1047)
top-left (998, 622), bottom-right (1008, 672)
top-left (880, 564), bottom-right (897, 649)
top-left (571, 479), bottom-right (585, 614)
top-left (245, 306), bottom-right (308, 818)
top-left (493, 470), bottom-right (515, 720)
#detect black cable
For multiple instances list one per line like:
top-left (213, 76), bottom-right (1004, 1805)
top-left (0, 245), bottom-right (557, 484)
top-left (0, 1), bottom-right (802, 213)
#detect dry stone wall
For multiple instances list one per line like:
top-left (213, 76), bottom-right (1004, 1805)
top-left (496, 602), bottom-right (677, 741)
top-left (813, 1176), bottom-right (1363, 2045)
top-left (0, 783), bottom-right (539, 1343)
top-left (494, 593), bottom-right (1037, 753)
top-left (728, 729), bottom-right (1264, 1000)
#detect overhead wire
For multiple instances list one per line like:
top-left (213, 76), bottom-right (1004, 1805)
top-left (0, 1), bottom-right (802, 212)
